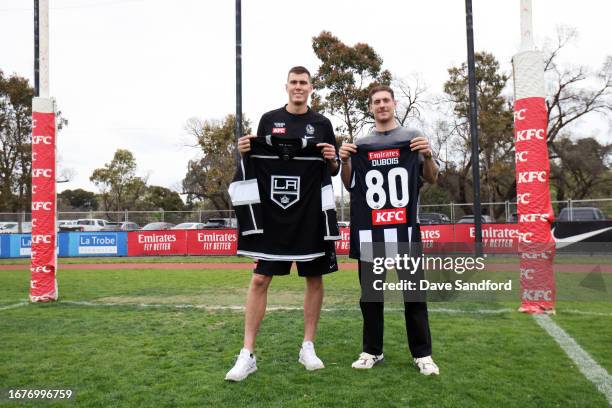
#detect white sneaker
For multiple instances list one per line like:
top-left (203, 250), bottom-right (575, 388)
top-left (225, 348), bottom-right (257, 381)
top-left (414, 355), bottom-right (439, 376)
top-left (351, 352), bottom-right (384, 369)
top-left (298, 341), bottom-right (325, 371)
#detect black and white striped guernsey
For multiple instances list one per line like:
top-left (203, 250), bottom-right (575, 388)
top-left (348, 128), bottom-right (424, 259)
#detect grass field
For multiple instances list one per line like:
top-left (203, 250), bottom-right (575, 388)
top-left (1, 260), bottom-right (611, 407)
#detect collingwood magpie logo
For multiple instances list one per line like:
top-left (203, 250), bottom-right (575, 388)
top-left (271, 175), bottom-right (300, 209)
top-left (305, 124), bottom-right (315, 136)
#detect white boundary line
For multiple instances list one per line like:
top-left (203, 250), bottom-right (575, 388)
top-left (533, 314), bottom-right (612, 405)
top-left (0, 302), bottom-right (28, 311)
top-left (563, 309), bottom-right (612, 318)
top-left (61, 301), bottom-right (515, 313)
top-left (4, 301), bottom-right (611, 318)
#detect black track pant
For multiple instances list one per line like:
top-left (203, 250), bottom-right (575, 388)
top-left (358, 260), bottom-right (432, 357)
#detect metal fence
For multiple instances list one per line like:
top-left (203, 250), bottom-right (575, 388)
top-left (1, 198), bottom-right (611, 227)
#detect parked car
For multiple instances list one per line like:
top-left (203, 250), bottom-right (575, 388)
top-left (0, 222), bottom-right (32, 233)
top-left (203, 218), bottom-right (237, 229)
top-left (59, 220), bottom-right (86, 232)
top-left (100, 222), bottom-right (140, 231)
top-left (419, 212), bottom-right (451, 225)
top-left (507, 213), bottom-right (518, 223)
top-left (557, 207), bottom-right (607, 222)
top-left (457, 215), bottom-right (495, 224)
top-left (71, 219), bottom-right (113, 231)
top-left (171, 222), bottom-right (205, 230)
top-left (141, 222), bottom-right (175, 231)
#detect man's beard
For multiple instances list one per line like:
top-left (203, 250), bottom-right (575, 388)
top-left (376, 112), bottom-right (394, 123)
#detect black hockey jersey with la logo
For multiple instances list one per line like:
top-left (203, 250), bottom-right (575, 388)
top-left (229, 136), bottom-right (340, 261)
top-left (348, 129), bottom-right (424, 259)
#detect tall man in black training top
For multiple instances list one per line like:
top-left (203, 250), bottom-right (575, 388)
top-left (339, 85), bottom-right (440, 376)
top-left (225, 66), bottom-right (340, 381)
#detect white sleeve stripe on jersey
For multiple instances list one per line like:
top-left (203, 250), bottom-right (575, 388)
top-left (228, 179), bottom-right (261, 205)
top-left (248, 204), bottom-right (259, 231)
top-left (293, 157), bottom-right (325, 161)
top-left (240, 158), bottom-right (246, 181)
top-left (324, 210), bottom-right (330, 237)
top-left (324, 235), bottom-right (341, 240)
top-left (321, 185), bottom-right (335, 210)
top-left (242, 229), bottom-right (264, 236)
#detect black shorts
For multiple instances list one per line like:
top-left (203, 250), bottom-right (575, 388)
top-left (254, 250), bottom-right (338, 277)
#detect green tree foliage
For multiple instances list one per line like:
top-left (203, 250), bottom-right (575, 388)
top-left (90, 149), bottom-right (147, 212)
top-left (440, 52), bottom-right (515, 217)
top-left (0, 71), bottom-right (33, 212)
top-left (58, 188), bottom-right (98, 211)
top-left (0, 70), bottom-right (67, 212)
top-left (550, 136), bottom-right (611, 200)
top-left (182, 115), bottom-right (250, 212)
top-left (141, 185), bottom-right (185, 211)
top-left (311, 31), bottom-right (392, 140)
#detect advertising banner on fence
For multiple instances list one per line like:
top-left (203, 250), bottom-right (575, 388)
top-left (0, 234), bottom-right (9, 257)
top-left (8, 234), bottom-right (31, 257)
top-left (335, 227), bottom-right (350, 255)
top-left (186, 230), bottom-right (237, 255)
top-left (67, 232), bottom-right (127, 257)
top-left (127, 230), bottom-right (188, 256)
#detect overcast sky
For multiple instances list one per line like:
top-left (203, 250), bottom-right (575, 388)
top-left (1, 0), bottom-right (610, 196)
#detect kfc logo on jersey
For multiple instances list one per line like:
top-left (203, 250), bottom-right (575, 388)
top-left (271, 175), bottom-right (300, 209)
top-left (372, 208), bottom-right (407, 225)
top-left (272, 127), bottom-right (286, 134)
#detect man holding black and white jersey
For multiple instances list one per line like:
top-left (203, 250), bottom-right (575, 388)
top-left (339, 84), bottom-right (440, 376)
top-left (225, 66), bottom-right (340, 382)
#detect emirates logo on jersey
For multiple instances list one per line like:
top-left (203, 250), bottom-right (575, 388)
top-left (368, 149), bottom-right (399, 167)
top-left (271, 175), bottom-right (300, 209)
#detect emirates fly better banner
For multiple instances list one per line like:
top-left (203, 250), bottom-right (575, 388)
top-left (30, 98), bottom-right (58, 302)
top-left (512, 51), bottom-right (556, 313)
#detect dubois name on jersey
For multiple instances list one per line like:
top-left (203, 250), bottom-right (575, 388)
top-left (349, 128), bottom-right (425, 259)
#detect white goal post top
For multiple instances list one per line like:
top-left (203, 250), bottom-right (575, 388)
top-left (520, 0), bottom-right (535, 52)
top-left (39, 0), bottom-right (50, 98)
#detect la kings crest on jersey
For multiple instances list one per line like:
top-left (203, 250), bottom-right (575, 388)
top-left (349, 129), bottom-right (424, 259)
top-left (270, 175), bottom-right (300, 209)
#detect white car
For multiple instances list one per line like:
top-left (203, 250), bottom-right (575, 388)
top-left (171, 222), bottom-right (205, 230)
top-left (74, 219), bottom-right (113, 231)
top-left (0, 222), bottom-right (32, 233)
